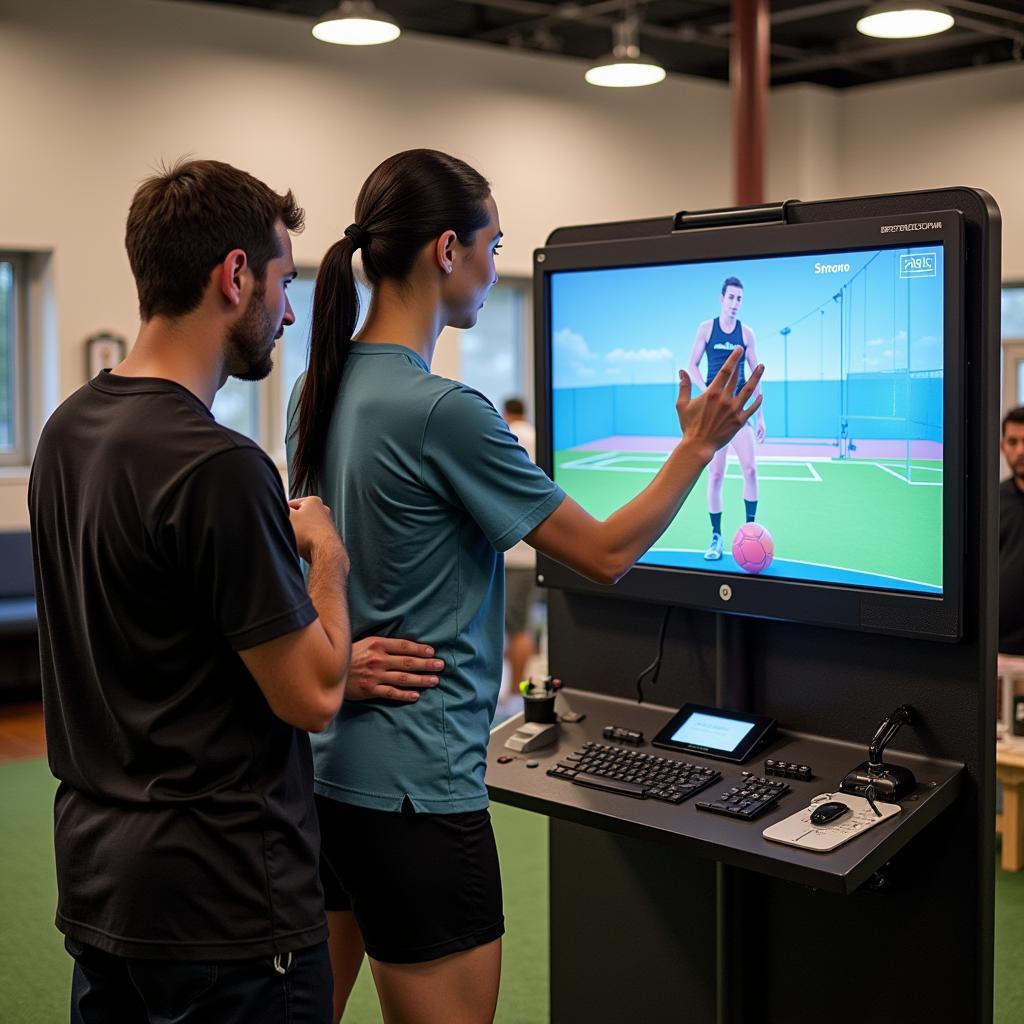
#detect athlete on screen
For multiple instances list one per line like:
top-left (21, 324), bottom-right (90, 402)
top-left (688, 276), bottom-right (766, 560)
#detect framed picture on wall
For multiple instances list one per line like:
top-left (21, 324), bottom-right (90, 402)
top-left (85, 331), bottom-right (127, 378)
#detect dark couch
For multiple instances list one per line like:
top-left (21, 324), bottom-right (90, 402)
top-left (0, 531), bottom-right (40, 692)
top-left (0, 531), bottom-right (36, 637)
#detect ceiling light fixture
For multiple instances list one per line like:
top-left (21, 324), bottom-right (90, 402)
top-left (312, 1), bottom-right (401, 46)
top-left (585, 13), bottom-right (666, 88)
top-left (856, 3), bottom-right (954, 40)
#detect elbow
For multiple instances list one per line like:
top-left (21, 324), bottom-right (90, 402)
top-left (304, 690), bottom-right (343, 734)
top-left (298, 668), bottom-right (347, 734)
top-left (587, 553), bottom-right (631, 586)
top-left (305, 711), bottom-right (335, 734)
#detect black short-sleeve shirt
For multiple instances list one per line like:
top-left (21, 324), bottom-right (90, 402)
top-left (28, 372), bottom-right (323, 960)
top-left (1000, 477), bottom-right (1024, 655)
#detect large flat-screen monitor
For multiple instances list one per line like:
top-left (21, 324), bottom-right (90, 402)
top-left (535, 211), bottom-right (963, 640)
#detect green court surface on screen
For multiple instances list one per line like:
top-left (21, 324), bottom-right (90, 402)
top-left (554, 449), bottom-right (942, 590)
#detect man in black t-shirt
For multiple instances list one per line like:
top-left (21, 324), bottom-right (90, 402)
top-left (29, 160), bottom-right (351, 1024)
top-left (1000, 406), bottom-right (1024, 655)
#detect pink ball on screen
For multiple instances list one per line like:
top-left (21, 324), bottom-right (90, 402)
top-left (732, 523), bottom-right (774, 574)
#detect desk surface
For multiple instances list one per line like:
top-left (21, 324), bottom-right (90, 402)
top-left (997, 737), bottom-right (1024, 769)
top-left (487, 690), bottom-right (964, 895)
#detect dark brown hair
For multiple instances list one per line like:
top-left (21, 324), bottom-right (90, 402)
top-left (722, 276), bottom-right (744, 294)
top-left (1003, 406), bottom-right (1024, 435)
top-left (125, 158), bottom-right (304, 321)
top-left (289, 149), bottom-right (491, 496)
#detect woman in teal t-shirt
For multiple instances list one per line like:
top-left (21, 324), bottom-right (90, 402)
top-left (288, 149), bottom-right (762, 1024)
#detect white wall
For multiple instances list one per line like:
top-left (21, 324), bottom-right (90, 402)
top-left (0, 0), bottom-right (735, 527)
top-left (837, 63), bottom-right (1024, 275)
top-left (1, 0), bottom-right (1022, 529)
top-left (767, 84), bottom-right (843, 204)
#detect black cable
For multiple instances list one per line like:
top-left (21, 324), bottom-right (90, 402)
top-left (864, 782), bottom-right (882, 818)
top-left (636, 605), bottom-right (673, 704)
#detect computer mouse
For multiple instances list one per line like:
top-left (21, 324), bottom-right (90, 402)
top-left (810, 801), bottom-right (851, 826)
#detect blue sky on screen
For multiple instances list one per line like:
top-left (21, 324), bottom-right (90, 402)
top-left (551, 246), bottom-right (944, 389)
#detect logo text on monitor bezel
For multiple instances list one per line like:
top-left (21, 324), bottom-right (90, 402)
top-left (880, 221), bottom-right (943, 234)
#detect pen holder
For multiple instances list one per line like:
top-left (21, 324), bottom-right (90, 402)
top-left (522, 692), bottom-right (557, 725)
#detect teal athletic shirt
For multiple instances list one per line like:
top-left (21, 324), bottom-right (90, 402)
top-left (287, 343), bottom-right (565, 813)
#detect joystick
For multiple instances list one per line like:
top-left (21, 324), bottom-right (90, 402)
top-left (839, 705), bottom-right (917, 803)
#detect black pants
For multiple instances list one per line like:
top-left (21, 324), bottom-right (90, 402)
top-left (67, 938), bottom-right (332, 1024)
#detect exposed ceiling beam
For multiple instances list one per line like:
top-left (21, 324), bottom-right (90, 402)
top-left (945, 0), bottom-right (1024, 28)
top-left (953, 12), bottom-right (1024, 45)
top-left (456, 0), bottom-right (806, 59)
top-left (709, 0), bottom-right (866, 35)
top-left (772, 28), bottom-right (991, 79)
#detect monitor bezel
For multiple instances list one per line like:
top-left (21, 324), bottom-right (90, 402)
top-left (534, 210), bottom-right (964, 641)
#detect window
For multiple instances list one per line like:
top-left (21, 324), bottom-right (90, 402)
top-left (1003, 285), bottom-right (1024, 340)
top-left (1003, 285), bottom-right (1024, 410)
top-left (0, 254), bottom-right (28, 466)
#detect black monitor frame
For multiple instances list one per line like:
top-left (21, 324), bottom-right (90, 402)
top-left (534, 208), bottom-right (965, 641)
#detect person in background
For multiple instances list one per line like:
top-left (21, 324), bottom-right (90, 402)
top-left (500, 396), bottom-right (541, 712)
top-left (29, 159), bottom-right (351, 1024)
top-left (1000, 406), bottom-right (1024, 655)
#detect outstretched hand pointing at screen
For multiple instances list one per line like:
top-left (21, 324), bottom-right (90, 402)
top-left (677, 345), bottom-right (764, 457)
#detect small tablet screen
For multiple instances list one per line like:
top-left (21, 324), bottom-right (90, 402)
top-left (653, 703), bottom-right (776, 763)
top-left (671, 712), bottom-right (756, 754)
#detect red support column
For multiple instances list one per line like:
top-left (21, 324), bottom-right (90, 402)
top-left (731, 0), bottom-right (770, 206)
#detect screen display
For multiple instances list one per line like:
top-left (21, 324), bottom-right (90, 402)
top-left (670, 712), bottom-right (756, 753)
top-left (550, 244), bottom-right (944, 595)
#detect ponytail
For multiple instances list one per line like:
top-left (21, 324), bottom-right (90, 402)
top-left (290, 149), bottom-right (491, 497)
top-left (289, 236), bottom-right (360, 496)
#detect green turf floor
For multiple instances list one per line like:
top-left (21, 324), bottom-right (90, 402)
top-left (555, 450), bottom-right (943, 588)
top-left (3, 756), bottom-right (1024, 1023)
top-left (0, 758), bottom-right (547, 1024)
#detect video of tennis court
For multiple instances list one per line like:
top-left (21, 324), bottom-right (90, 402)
top-left (550, 246), bottom-right (944, 594)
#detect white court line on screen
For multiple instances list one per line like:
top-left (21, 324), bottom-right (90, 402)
top-left (560, 452), bottom-right (822, 481)
top-left (651, 548), bottom-right (940, 590)
top-left (873, 463), bottom-right (943, 486)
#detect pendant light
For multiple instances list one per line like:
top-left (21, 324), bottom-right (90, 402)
top-left (856, 3), bottom-right (954, 39)
top-left (586, 13), bottom-right (666, 88)
top-left (312, 1), bottom-right (401, 46)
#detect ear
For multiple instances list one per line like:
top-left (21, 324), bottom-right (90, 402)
top-left (217, 249), bottom-right (248, 306)
top-left (434, 231), bottom-right (457, 275)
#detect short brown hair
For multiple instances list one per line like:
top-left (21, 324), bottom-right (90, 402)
top-left (722, 276), bottom-right (744, 294)
top-left (1003, 406), bottom-right (1024, 435)
top-left (125, 159), bottom-right (304, 321)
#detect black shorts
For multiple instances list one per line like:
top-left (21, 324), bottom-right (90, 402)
top-left (315, 794), bottom-right (505, 965)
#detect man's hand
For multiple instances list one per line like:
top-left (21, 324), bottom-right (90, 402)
top-left (756, 413), bottom-right (766, 443)
top-left (288, 496), bottom-right (348, 569)
top-left (347, 637), bottom-right (444, 703)
top-left (676, 346), bottom-right (763, 457)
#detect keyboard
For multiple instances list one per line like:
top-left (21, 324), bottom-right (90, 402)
top-left (546, 741), bottom-right (721, 803)
top-left (695, 771), bottom-right (790, 820)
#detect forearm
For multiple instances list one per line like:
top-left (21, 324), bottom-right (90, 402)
top-left (597, 437), bottom-right (714, 575)
top-left (306, 539), bottom-right (352, 688)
